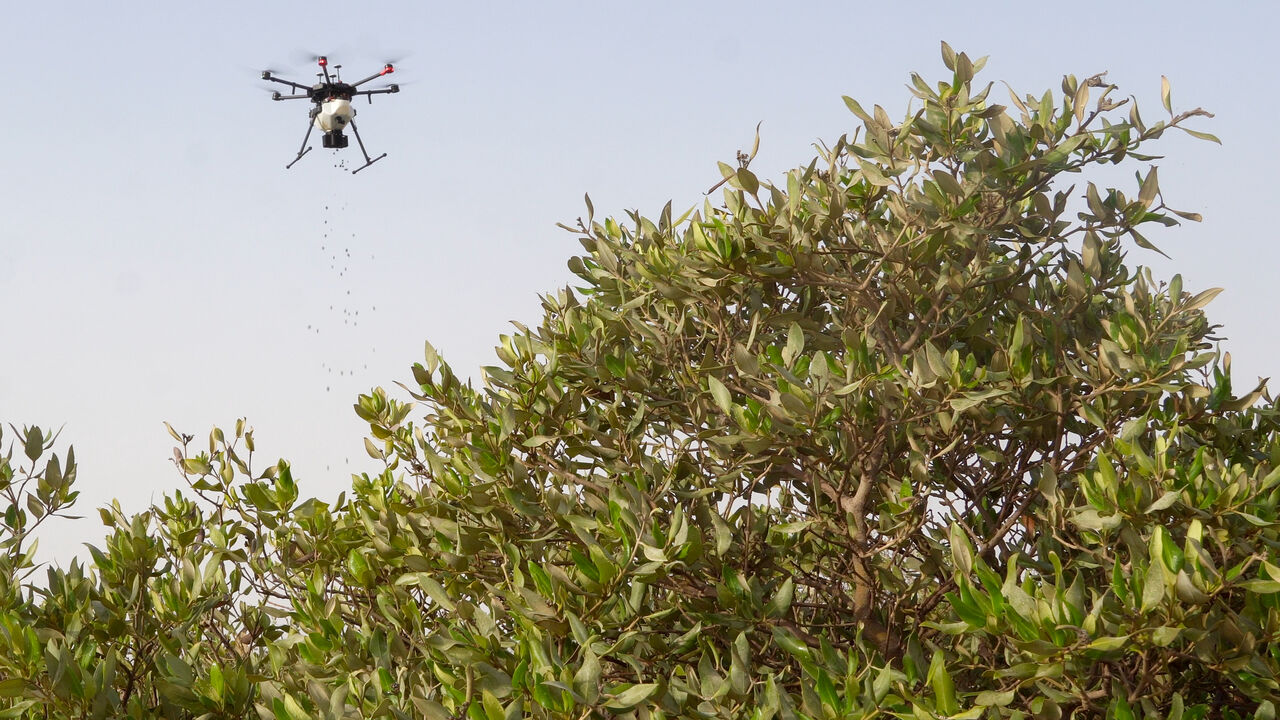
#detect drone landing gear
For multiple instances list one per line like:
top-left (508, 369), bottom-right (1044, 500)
top-left (281, 120), bottom-right (386, 174)
top-left (286, 121), bottom-right (314, 169)
top-left (347, 120), bottom-right (387, 175)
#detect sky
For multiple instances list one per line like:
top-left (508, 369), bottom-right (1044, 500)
top-left (3, 2), bottom-right (1277, 563)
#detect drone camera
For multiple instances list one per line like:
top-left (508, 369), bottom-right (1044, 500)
top-left (322, 130), bottom-right (349, 149)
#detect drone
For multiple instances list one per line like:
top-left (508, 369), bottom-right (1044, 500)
top-left (261, 56), bottom-right (400, 174)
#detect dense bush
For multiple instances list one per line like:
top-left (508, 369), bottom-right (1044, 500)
top-left (4, 45), bottom-right (1278, 719)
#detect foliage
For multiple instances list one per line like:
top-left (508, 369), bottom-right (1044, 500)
top-left (4, 44), bottom-right (1279, 719)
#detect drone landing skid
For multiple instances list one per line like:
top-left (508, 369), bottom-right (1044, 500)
top-left (286, 146), bottom-right (312, 169)
top-left (352, 153), bottom-right (387, 175)
top-left (285, 119), bottom-right (316, 169)
top-left (348, 120), bottom-right (386, 175)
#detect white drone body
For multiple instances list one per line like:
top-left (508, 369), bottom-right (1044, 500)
top-left (315, 98), bottom-right (355, 133)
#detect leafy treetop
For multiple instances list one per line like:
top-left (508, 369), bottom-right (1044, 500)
top-left (3, 43), bottom-right (1278, 720)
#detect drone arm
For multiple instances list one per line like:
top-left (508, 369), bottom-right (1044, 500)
top-left (349, 65), bottom-right (395, 89)
top-left (272, 93), bottom-right (311, 101)
top-left (262, 73), bottom-right (312, 92)
top-left (347, 120), bottom-right (386, 175)
top-left (351, 86), bottom-right (399, 104)
top-left (352, 87), bottom-right (399, 97)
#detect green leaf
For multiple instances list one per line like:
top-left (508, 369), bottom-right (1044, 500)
top-left (949, 523), bottom-right (973, 577)
top-left (1086, 635), bottom-right (1129, 652)
top-left (1112, 694), bottom-right (1137, 720)
top-left (854, 156), bottom-right (893, 187)
top-left (1183, 287), bottom-right (1222, 311)
top-left (933, 170), bottom-right (965, 199)
top-left (1150, 626), bottom-right (1181, 646)
top-left (482, 691), bottom-right (505, 720)
top-left (605, 683), bottom-right (660, 710)
top-left (771, 626), bottom-right (810, 659)
top-left (573, 649), bottom-right (602, 704)
top-left (730, 632), bottom-right (751, 696)
top-left (1141, 562), bottom-right (1165, 612)
top-left (952, 388), bottom-right (1010, 412)
top-left (281, 695), bottom-right (310, 720)
top-left (1138, 167), bottom-right (1159, 207)
top-left (928, 650), bottom-right (958, 716)
top-left (872, 666), bottom-right (893, 702)
top-left (766, 577), bottom-right (795, 617)
top-left (0, 679), bottom-right (26, 698)
top-left (1178, 126), bottom-right (1221, 144)
top-left (974, 688), bottom-right (1016, 707)
top-left (940, 41), bottom-right (957, 71)
top-left (23, 428), bottom-right (43, 463)
top-left (843, 95), bottom-right (873, 123)
top-left (1144, 491), bottom-right (1179, 514)
top-left (208, 663), bottom-right (224, 703)
top-left (1240, 579), bottom-right (1280, 594)
top-left (784, 323), bottom-right (805, 365)
top-left (1039, 132), bottom-right (1089, 167)
top-left (1161, 75), bottom-right (1172, 114)
top-left (708, 376), bottom-right (732, 413)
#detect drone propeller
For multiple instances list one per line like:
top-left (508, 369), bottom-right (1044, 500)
top-left (291, 49), bottom-right (352, 67)
top-left (377, 49), bottom-right (412, 65)
top-left (255, 86), bottom-right (289, 101)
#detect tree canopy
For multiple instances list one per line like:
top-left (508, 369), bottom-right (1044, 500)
top-left (4, 44), bottom-right (1279, 719)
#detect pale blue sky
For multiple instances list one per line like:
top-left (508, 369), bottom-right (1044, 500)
top-left (4, 2), bottom-right (1276, 561)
